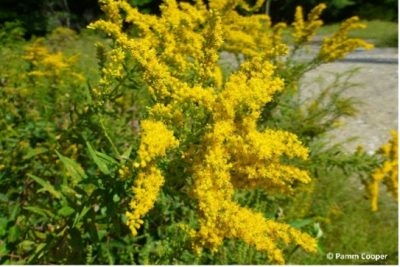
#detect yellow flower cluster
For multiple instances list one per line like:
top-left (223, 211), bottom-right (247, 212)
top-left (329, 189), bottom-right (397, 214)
top-left (209, 0), bottom-right (288, 58)
top-left (319, 16), bottom-right (374, 62)
top-left (292, 4), bottom-right (326, 45)
top-left (126, 166), bottom-right (164, 236)
top-left (126, 120), bottom-right (179, 233)
top-left (23, 38), bottom-right (83, 81)
top-left (181, 58), bottom-right (316, 263)
top-left (368, 130), bottom-right (398, 211)
top-left (92, 42), bottom-right (125, 106)
top-left (99, 47), bottom-right (125, 87)
top-left (135, 120), bottom-right (179, 168)
top-left (90, 0), bottom-right (316, 263)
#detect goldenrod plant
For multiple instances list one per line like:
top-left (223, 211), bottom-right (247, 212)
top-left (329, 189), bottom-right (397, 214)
top-left (0, 0), bottom-right (396, 265)
top-left (89, 0), bottom-right (318, 263)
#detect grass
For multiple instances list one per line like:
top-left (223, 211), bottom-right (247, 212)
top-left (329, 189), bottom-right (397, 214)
top-left (317, 20), bottom-right (398, 47)
top-left (289, 168), bottom-right (398, 264)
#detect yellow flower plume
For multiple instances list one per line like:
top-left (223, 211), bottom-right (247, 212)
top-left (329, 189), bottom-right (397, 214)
top-left (90, 0), bottom-right (317, 263)
top-left (368, 130), bottom-right (398, 211)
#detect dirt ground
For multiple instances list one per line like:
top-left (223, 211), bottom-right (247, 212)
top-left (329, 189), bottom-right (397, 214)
top-left (302, 48), bottom-right (398, 153)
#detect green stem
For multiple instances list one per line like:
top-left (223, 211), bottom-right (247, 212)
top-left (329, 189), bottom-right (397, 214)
top-left (99, 114), bottom-right (120, 157)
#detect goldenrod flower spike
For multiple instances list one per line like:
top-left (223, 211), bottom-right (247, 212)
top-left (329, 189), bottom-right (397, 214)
top-left (126, 120), bottom-right (179, 234)
top-left (368, 130), bottom-right (398, 211)
top-left (292, 3), bottom-right (326, 45)
top-left (319, 16), bottom-right (374, 62)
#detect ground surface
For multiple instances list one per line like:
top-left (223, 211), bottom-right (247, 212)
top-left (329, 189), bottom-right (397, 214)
top-left (302, 48), bottom-right (398, 153)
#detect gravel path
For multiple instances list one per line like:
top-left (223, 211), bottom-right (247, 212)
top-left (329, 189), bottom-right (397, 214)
top-left (302, 48), bottom-right (398, 153)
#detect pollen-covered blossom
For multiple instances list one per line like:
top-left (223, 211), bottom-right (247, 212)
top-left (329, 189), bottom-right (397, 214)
top-left (292, 4), bottom-right (326, 45)
top-left (368, 130), bottom-right (398, 211)
top-left (90, 0), bottom-right (316, 263)
top-left (319, 16), bottom-right (374, 62)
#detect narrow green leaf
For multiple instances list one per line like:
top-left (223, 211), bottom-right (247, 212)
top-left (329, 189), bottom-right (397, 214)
top-left (28, 243), bottom-right (46, 263)
top-left (10, 203), bottom-right (20, 221)
top-left (72, 206), bottom-right (91, 228)
top-left (24, 206), bottom-right (54, 218)
top-left (28, 174), bottom-right (61, 199)
top-left (58, 206), bottom-right (75, 217)
top-left (23, 147), bottom-right (48, 160)
top-left (56, 151), bottom-right (87, 185)
top-left (60, 185), bottom-right (79, 197)
top-left (121, 145), bottom-right (133, 161)
top-left (288, 218), bottom-right (314, 229)
top-left (0, 242), bottom-right (8, 257)
top-left (8, 225), bottom-right (20, 243)
top-left (96, 151), bottom-right (118, 165)
top-left (0, 218), bottom-right (8, 237)
top-left (86, 142), bottom-right (111, 175)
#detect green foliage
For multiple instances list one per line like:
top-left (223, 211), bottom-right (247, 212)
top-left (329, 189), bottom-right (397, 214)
top-left (0, 21), bottom-right (25, 45)
top-left (267, 0), bottom-right (397, 23)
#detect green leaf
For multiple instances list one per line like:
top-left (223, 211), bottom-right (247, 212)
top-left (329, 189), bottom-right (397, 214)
top-left (24, 206), bottom-right (54, 218)
top-left (96, 151), bottom-right (118, 165)
top-left (56, 151), bottom-right (87, 185)
top-left (313, 222), bottom-right (324, 239)
top-left (34, 231), bottom-right (47, 240)
top-left (8, 225), bottom-right (20, 243)
top-left (58, 206), bottom-right (75, 217)
top-left (0, 242), bottom-right (8, 257)
top-left (60, 184), bottom-right (80, 198)
top-left (0, 193), bottom-right (8, 202)
top-left (120, 145), bottom-right (133, 163)
top-left (17, 240), bottom-right (35, 252)
top-left (98, 229), bottom-right (107, 241)
top-left (23, 147), bottom-right (48, 160)
top-left (28, 243), bottom-right (46, 263)
top-left (130, 0), bottom-right (154, 6)
top-left (288, 218), bottom-right (314, 229)
top-left (28, 174), bottom-right (61, 199)
top-left (113, 194), bottom-right (120, 203)
top-left (81, 183), bottom-right (96, 196)
top-left (72, 206), bottom-right (91, 228)
top-left (0, 218), bottom-right (8, 237)
top-left (317, 241), bottom-right (325, 254)
top-left (10, 203), bottom-right (20, 221)
top-left (86, 142), bottom-right (110, 175)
